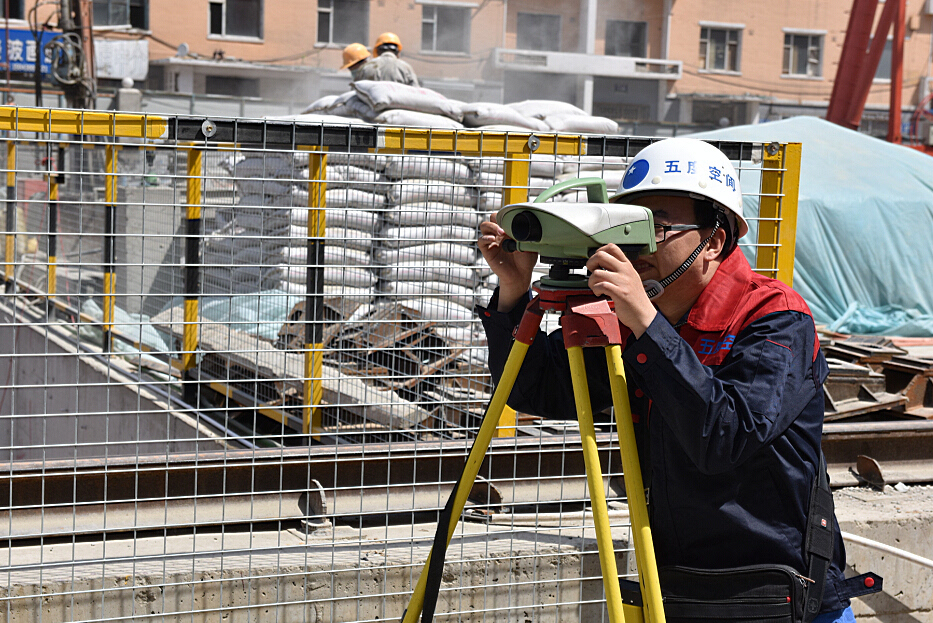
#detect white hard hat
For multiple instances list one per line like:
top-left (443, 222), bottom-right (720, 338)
top-left (610, 137), bottom-right (748, 239)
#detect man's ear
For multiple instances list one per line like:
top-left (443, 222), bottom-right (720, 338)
top-left (705, 226), bottom-right (728, 261)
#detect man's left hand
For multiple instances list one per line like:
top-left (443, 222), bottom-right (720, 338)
top-left (586, 244), bottom-right (657, 338)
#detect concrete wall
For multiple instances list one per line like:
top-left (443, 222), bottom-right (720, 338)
top-left (0, 302), bottom-right (227, 461)
top-left (0, 522), bottom-right (626, 623)
top-left (836, 485), bottom-right (933, 622)
top-left (3, 487), bottom-right (932, 622)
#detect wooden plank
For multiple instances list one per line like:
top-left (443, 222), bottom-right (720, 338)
top-left (151, 307), bottom-right (433, 430)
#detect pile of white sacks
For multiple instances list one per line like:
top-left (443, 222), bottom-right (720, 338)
top-left (201, 88), bottom-right (627, 340)
top-left (302, 80), bottom-right (620, 135)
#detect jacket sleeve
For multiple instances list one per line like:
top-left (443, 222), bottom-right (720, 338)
top-left (623, 310), bottom-right (824, 475)
top-left (478, 288), bottom-right (615, 419)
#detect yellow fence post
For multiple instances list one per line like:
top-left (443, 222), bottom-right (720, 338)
top-left (495, 147), bottom-right (535, 437)
top-left (183, 147), bottom-right (203, 405)
top-left (756, 142), bottom-right (802, 286)
top-left (46, 143), bottom-right (63, 305)
top-left (5, 141), bottom-right (15, 293)
top-left (103, 144), bottom-right (119, 352)
top-left (304, 150), bottom-right (327, 439)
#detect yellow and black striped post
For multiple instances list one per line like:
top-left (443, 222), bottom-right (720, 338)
top-left (102, 145), bottom-right (119, 352)
top-left (5, 141), bottom-right (15, 293)
top-left (183, 147), bottom-right (203, 406)
top-left (304, 150), bottom-right (327, 439)
top-left (46, 143), bottom-right (64, 314)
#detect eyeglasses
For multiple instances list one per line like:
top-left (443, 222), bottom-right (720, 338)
top-left (654, 224), bottom-right (701, 243)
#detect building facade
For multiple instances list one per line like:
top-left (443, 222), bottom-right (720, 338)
top-left (4, 0), bottom-right (931, 132)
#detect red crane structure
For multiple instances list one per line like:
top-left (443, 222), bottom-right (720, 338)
top-left (825, 0), bottom-right (921, 148)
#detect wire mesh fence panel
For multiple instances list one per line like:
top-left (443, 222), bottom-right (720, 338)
top-left (0, 108), bottom-right (799, 623)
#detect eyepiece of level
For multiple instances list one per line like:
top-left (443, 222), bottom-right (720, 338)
top-left (511, 211), bottom-right (543, 242)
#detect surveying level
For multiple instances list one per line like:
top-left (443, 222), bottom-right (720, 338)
top-left (498, 176), bottom-right (657, 288)
top-left (400, 177), bottom-right (667, 623)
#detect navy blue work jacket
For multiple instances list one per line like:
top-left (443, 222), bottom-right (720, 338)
top-left (477, 250), bottom-right (850, 614)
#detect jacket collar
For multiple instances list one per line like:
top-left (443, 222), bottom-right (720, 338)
top-left (683, 250), bottom-right (754, 332)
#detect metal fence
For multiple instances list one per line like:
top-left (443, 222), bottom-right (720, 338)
top-left (0, 106), bottom-right (802, 622)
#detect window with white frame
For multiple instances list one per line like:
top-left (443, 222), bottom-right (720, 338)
top-left (317, 0), bottom-right (369, 46)
top-left (209, 0), bottom-right (262, 38)
top-left (421, 4), bottom-right (471, 53)
top-left (93, 0), bottom-right (148, 29)
top-left (874, 39), bottom-right (893, 81)
top-left (605, 20), bottom-right (647, 57)
top-left (783, 32), bottom-right (822, 77)
top-left (517, 13), bottom-right (561, 52)
top-left (699, 26), bottom-right (741, 72)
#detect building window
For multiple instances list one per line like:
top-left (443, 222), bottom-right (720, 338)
top-left (605, 20), bottom-right (647, 57)
top-left (93, 0), bottom-right (148, 29)
top-left (693, 100), bottom-right (747, 127)
top-left (783, 33), bottom-right (822, 77)
top-left (874, 39), bottom-right (893, 81)
top-left (205, 76), bottom-right (260, 97)
top-left (2, 0), bottom-right (24, 19)
top-left (517, 13), bottom-right (561, 52)
top-left (209, 0), bottom-right (262, 38)
top-left (317, 0), bottom-right (369, 46)
top-left (422, 5), bottom-right (470, 53)
top-left (699, 26), bottom-right (741, 72)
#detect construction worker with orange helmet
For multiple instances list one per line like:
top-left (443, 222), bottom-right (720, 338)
top-left (340, 43), bottom-right (371, 81)
top-left (354, 32), bottom-right (419, 87)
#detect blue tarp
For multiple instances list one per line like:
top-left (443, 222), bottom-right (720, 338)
top-left (688, 116), bottom-right (933, 336)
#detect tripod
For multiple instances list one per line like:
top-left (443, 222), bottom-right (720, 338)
top-left (402, 269), bottom-right (667, 623)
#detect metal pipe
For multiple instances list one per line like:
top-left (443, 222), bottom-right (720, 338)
top-left (842, 531), bottom-right (933, 570)
top-left (888, 0), bottom-right (906, 143)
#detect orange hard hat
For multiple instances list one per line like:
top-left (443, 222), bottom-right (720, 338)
top-left (374, 32), bottom-right (402, 54)
top-left (340, 43), bottom-right (370, 70)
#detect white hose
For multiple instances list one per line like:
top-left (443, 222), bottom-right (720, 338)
top-left (841, 531), bottom-right (933, 570)
top-left (485, 509), bottom-right (630, 527)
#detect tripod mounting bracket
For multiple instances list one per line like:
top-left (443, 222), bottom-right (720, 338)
top-left (534, 287), bottom-right (623, 348)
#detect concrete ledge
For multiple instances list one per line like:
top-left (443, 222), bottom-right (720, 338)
top-left (836, 484), bottom-right (933, 622)
top-left (2, 520), bottom-right (633, 622)
top-left (3, 484), bottom-right (931, 622)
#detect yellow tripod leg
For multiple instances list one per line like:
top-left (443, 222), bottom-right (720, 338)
top-left (605, 345), bottom-right (666, 623)
top-left (402, 337), bottom-right (533, 623)
top-left (567, 346), bottom-right (628, 623)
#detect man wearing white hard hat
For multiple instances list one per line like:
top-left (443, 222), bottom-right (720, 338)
top-left (477, 138), bottom-right (878, 623)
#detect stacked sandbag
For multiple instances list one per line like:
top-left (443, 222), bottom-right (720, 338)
top-left (352, 80), bottom-right (465, 129)
top-left (375, 153), bottom-right (491, 322)
top-left (551, 156), bottom-right (631, 202)
top-left (460, 102), bottom-right (549, 132)
top-left (507, 99), bottom-right (620, 135)
top-left (205, 151), bottom-right (389, 300)
top-left (300, 92), bottom-right (622, 134)
top-left (202, 154), bottom-right (308, 293)
top-left (304, 91), bottom-right (378, 122)
top-left (468, 152), bottom-right (564, 215)
top-left (277, 164), bottom-right (387, 296)
top-left (202, 220), bottom-right (287, 294)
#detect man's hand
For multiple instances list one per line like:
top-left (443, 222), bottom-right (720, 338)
top-left (479, 214), bottom-right (538, 312)
top-left (586, 244), bottom-right (657, 338)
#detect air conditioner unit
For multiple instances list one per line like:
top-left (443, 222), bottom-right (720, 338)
top-left (925, 0), bottom-right (933, 15)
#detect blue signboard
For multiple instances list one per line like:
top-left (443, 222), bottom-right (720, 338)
top-left (0, 29), bottom-right (58, 75)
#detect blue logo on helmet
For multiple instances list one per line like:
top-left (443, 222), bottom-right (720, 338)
top-left (622, 159), bottom-right (649, 189)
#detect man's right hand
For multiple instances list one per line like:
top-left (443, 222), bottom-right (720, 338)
top-left (478, 214), bottom-right (538, 312)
